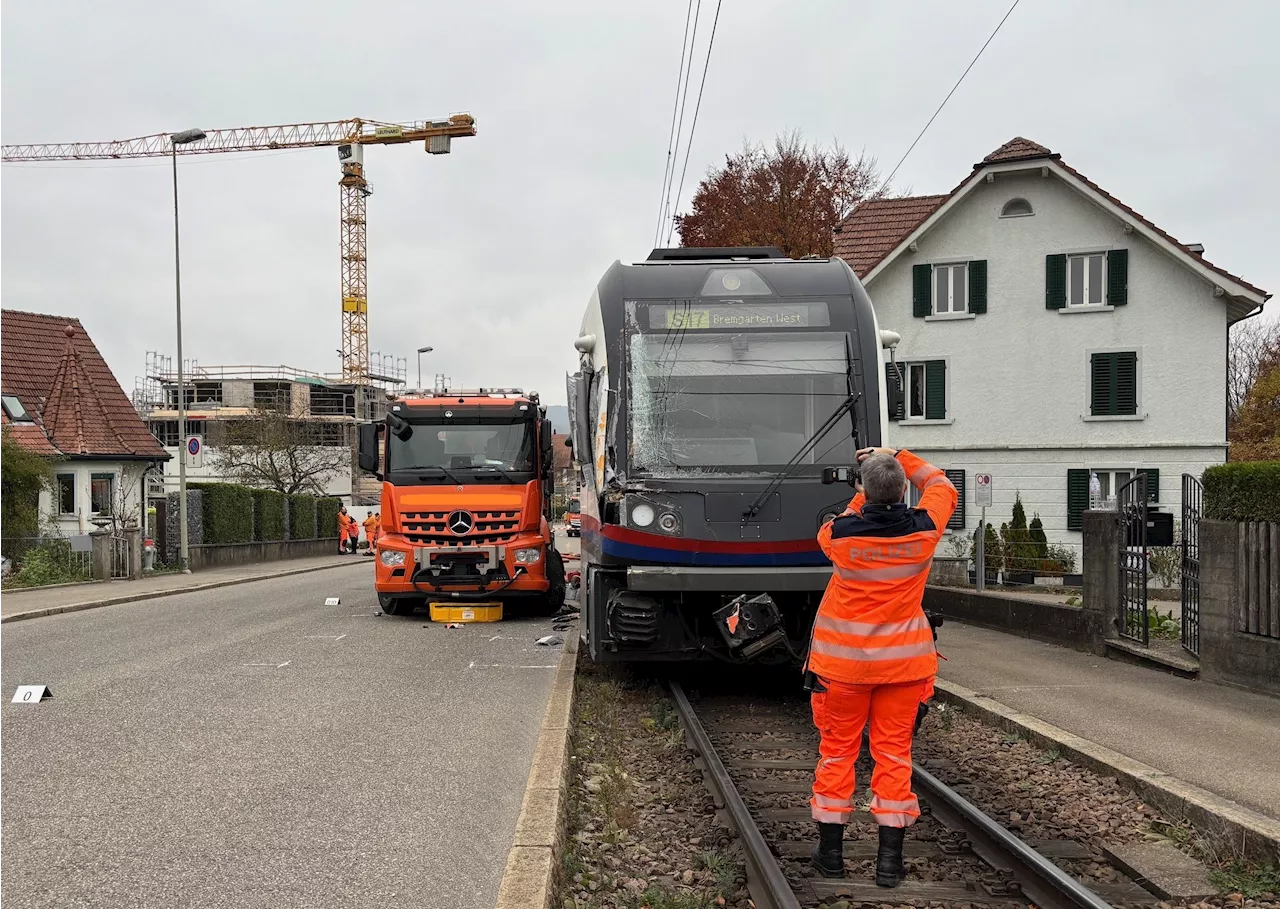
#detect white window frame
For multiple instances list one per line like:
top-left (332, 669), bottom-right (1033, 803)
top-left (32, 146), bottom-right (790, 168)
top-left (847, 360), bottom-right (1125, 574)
top-left (898, 358), bottom-right (953, 424)
top-left (1088, 467), bottom-right (1137, 507)
top-left (932, 262), bottom-right (969, 315)
top-left (56, 472), bottom-right (77, 515)
top-left (999, 197), bottom-right (1034, 218)
top-left (1067, 252), bottom-right (1108, 307)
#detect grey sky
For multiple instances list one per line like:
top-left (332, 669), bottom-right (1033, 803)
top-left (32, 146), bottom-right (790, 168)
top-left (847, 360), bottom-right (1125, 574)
top-left (3, 0), bottom-right (1276, 406)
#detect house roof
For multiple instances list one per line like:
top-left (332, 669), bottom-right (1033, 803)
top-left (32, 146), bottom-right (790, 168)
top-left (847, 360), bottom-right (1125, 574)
top-left (0, 309), bottom-right (169, 460)
top-left (833, 137), bottom-right (1270, 305)
top-left (553, 433), bottom-right (573, 473)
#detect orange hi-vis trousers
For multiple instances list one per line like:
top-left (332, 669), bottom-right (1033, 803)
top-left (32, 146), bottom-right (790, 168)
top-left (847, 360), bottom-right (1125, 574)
top-left (810, 677), bottom-right (929, 828)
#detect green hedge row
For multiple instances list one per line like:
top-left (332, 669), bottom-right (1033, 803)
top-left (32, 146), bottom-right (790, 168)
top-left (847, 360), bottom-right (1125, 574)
top-left (317, 497), bottom-right (341, 538)
top-left (251, 489), bottom-right (287, 542)
top-left (288, 494), bottom-right (317, 540)
top-left (190, 483), bottom-right (254, 544)
top-left (1204, 461), bottom-right (1280, 523)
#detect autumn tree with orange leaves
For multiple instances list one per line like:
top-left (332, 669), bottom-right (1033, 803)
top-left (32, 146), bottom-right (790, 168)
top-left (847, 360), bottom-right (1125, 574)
top-left (674, 133), bottom-right (884, 258)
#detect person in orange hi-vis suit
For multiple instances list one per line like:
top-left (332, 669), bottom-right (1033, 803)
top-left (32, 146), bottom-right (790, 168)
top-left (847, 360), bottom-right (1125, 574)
top-left (362, 512), bottom-right (380, 555)
top-left (336, 507), bottom-right (354, 554)
top-left (805, 446), bottom-right (956, 887)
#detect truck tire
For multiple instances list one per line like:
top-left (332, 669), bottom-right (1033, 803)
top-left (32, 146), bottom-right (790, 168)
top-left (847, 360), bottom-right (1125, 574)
top-left (538, 549), bottom-right (567, 616)
top-left (379, 595), bottom-right (411, 616)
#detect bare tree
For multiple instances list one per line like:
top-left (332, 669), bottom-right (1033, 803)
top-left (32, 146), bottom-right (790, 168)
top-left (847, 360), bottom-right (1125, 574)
top-left (1229, 316), bottom-right (1280, 427)
top-left (211, 410), bottom-right (349, 495)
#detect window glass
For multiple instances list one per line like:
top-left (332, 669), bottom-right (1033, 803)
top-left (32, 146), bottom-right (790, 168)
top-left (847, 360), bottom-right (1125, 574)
top-left (953, 267), bottom-right (967, 312)
top-left (1088, 255), bottom-right (1105, 305)
top-left (909, 364), bottom-right (925, 418)
top-left (57, 474), bottom-right (76, 514)
top-left (90, 473), bottom-right (114, 515)
top-left (1069, 256), bottom-right (1085, 306)
top-left (2, 395), bottom-right (31, 422)
top-left (935, 268), bottom-right (949, 314)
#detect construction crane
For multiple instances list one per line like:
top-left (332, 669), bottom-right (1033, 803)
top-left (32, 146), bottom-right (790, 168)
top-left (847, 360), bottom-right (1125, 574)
top-left (1, 116), bottom-right (477, 383)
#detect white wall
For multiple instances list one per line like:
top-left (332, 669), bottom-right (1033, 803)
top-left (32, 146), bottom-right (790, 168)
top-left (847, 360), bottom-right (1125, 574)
top-left (869, 170), bottom-right (1230, 451)
top-left (39, 460), bottom-right (151, 536)
top-left (154, 445), bottom-right (353, 498)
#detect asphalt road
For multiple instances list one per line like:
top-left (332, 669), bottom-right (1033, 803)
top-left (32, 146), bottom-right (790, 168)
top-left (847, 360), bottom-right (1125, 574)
top-left (2, 531), bottom-right (580, 909)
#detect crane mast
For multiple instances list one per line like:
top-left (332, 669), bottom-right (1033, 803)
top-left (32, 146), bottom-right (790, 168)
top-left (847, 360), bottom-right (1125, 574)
top-left (1, 115), bottom-right (477, 382)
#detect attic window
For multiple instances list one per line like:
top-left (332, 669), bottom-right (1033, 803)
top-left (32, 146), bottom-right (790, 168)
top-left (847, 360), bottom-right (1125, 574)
top-left (1000, 197), bottom-right (1034, 218)
top-left (1, 394), bottom-right (32, 423)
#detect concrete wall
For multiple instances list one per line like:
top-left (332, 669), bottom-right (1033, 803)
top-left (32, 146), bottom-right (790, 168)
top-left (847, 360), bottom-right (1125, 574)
top-left (1199, 520), bottom-right (1280, 697)
top-left (864, 167), bottom-right (1231, 568)
top-left (924, 585), bottom-right (1104, 651)
top-left (186, 538), bottom-right (339, 572)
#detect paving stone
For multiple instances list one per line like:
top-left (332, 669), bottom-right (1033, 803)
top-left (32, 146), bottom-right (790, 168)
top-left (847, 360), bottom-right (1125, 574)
top-left (1104, 841), bottom-right (1217, 900)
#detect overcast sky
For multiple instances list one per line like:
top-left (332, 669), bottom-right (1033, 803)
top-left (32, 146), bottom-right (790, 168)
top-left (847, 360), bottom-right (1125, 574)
top-left (3, 0), bottom-right (1276, 406)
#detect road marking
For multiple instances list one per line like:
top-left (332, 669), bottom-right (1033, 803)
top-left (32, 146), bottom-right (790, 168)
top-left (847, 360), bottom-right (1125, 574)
top-left (277, 661), bottom-right (291, 668)
top-left (467, 663), bottom-right (558, 670)
top-left (305, 634), bottom-right (347, 641)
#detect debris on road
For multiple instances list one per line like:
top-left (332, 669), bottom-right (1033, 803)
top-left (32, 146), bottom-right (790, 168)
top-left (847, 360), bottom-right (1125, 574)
top-left (536, 634), bottom-right (563, 646)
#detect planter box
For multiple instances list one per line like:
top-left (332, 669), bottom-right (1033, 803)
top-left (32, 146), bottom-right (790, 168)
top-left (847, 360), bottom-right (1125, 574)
top-left (1004, 570), bottom-right (1035, 587)
top-left (1063, 573), bottom-right (1083, 587)
top-left (967, 569), bottom-right (999, 585)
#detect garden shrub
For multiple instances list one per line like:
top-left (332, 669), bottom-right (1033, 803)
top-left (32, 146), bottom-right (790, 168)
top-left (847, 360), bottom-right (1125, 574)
top-left (251, 489), bottom-right (287, 541)
top-left (190, 483), bottom-right (254, 544)
top-left (1203, 461), bottom-right (1280, 522)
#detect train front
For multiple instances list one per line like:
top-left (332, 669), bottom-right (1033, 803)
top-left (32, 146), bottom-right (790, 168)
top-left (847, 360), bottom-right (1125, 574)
top-left (571, 250), bottom-right (885, 663)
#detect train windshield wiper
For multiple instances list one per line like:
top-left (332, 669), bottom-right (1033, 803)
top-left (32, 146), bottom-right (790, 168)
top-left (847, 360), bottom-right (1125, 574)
top-left (740, 392), bottom-right (859, 522)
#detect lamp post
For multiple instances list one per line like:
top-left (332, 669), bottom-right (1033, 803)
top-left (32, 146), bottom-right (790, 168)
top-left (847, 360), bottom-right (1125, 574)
top-left (417, 346), bottom-right (434, 391)
top-left (170, 127), bottom-right (205, 574)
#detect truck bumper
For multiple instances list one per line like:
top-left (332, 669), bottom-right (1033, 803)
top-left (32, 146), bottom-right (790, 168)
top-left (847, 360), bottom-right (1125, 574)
top-left (375, 536), bottom-right (552, 600)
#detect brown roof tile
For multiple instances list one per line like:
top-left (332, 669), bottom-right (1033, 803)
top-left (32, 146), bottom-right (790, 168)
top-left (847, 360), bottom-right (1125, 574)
top-left (0, 309), bottom-right (169, 460)
top-left (833, 137), bottom-right (1270, 299)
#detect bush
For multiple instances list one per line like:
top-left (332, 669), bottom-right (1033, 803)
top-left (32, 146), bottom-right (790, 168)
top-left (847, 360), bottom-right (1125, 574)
top-left (190, 483), bottom-right (254, 544)
top-left (251, 489), bottom-right (287, 541)
top-left (1029, 514), bottom-right (1049, 561)
top-left (970, 522), bottom-right (1003, 573)
top-left (1043, 543), bottom-right (1078, 575)
top-left (11, 539), bottom-right (90, 587)
top-left (288, 494), bottom-right (317, 540)
top-left (1204, 461), bottom-right (1280, 522)
top-left (316, 497), bottom-right (341, 539)
top-left (1001, 493), bottom-right (1038, 574)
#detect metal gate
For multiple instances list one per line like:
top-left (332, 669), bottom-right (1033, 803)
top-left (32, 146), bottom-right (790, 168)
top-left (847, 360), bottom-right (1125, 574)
top-left (109, 532), bottom-right (133, 579)
top-left (1117, 473), bottom-right (1149, 644)
top-left (1181, 474), bottom-right (1203, 656)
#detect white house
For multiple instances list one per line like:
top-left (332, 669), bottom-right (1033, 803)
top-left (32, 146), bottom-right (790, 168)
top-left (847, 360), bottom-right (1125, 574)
top-left (834, 138), bottom-right (1270, 562)
top-left (1, 310), bottom-right (170, 536)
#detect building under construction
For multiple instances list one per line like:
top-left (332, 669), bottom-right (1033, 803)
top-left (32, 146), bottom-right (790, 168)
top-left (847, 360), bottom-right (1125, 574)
top-left (131, 351), bottom-right (405, 505)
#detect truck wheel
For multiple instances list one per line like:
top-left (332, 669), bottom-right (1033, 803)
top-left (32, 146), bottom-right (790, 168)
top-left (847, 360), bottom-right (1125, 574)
top-left (538, 549), bottom-right (566, 616)
top-left (379, 595), bottom-right (406, 616)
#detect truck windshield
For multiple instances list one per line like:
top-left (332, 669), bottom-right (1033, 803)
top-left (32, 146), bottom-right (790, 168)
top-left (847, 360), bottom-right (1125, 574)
top-left (628, 329), bottom-right (855, 476)
top-left (388, 420), bottom-right (535, 473)
top-left (568, 500), bottom-right (581, 513)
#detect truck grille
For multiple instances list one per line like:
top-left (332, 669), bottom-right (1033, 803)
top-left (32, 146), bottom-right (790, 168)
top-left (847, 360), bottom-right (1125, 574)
top-left (400, 510), bottom-right (522, 546)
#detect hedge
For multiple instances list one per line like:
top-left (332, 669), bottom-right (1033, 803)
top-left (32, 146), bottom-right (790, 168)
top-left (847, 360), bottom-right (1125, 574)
top-left (190, 483), bottom-right (254, 544)
top-left (316, 497), bottom-right (341, 539)
top-left (1204, 461), bottom-right (1280, 523)
top-left (288, 494), bottom-right (317, 540)
top-left (251, 489), bottom-right (287, 541)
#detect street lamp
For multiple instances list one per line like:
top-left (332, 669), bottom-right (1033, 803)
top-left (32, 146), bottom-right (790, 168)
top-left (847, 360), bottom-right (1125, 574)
top-left (417, 346), bottom-right (434, 391)
top-left (170, 127), bottom-right (205, 574)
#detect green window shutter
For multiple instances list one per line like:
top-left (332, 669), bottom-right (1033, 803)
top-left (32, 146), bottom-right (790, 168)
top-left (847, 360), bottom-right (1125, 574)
top-left (1115, 351), bottom-right (1137, 415)
top-left (912, 264), bottom-right (932, 318)
top-left (1046, 254), bottom-right (1067, 309)
top-left (944, 469), bottom-right (965, 529)
top-left (924, 360), bottom-right (946, 420)
top-left (1090, 353), bottom-right (1114, 416)
top-left (885, 363), bottom-right (904, 420)
top-left (968, 260), bottom-right (987, 314)
top-left (1107, 249), bottom-right (1128, 305)
top-left (1140, 468), bottom-right (1159, 503)
top-left (1067, 469), bottom-right (1090, 531)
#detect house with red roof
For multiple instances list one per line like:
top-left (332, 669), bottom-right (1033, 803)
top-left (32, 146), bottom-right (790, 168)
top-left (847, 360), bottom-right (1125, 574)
top-left (835, 138), bottom-right (1270, 559)
top-left (1, 309), bottom-right (169, 535)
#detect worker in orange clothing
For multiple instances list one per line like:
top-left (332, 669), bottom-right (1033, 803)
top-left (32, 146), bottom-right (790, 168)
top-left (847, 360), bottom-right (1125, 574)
top-left (362, 512), bottom-right (380, 555)
top-left (805, 446), bottom-right (957, 887)
top-left (337, 506), bottom-right (355, 554)
top-left (345, 510), bottom-right (361, 554)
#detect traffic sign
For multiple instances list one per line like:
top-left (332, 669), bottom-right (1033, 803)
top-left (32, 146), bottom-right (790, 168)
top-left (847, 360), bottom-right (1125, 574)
top-left (975, 472), bottom-right (993, 507)
top-left (185, 435), bottom-right (204, 468)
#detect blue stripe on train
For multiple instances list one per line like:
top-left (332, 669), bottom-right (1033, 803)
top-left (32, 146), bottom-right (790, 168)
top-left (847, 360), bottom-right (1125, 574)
top-left (601, 538), bottom-right (831, 567)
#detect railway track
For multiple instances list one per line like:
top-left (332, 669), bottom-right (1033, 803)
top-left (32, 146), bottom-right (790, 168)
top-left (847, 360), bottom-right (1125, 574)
top-left (671, 681), bottom-right (1157, 909)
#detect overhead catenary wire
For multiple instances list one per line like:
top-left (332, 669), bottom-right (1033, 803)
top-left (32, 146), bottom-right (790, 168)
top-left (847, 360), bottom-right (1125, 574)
top-left (877, 0), bottom-right (1022, 194)
top-left (653, 0), bottom-right (697, 248)
top-left (660, 0), bottom-right (703, 248)
top-left (665, 0), bottom-right (723, 247)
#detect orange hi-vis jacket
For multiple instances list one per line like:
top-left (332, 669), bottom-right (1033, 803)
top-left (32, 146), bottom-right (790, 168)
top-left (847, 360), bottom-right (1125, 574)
top-left (806, 450), bottom-right (958, 686)
top-left (363, 514), bottom-right (380, 541)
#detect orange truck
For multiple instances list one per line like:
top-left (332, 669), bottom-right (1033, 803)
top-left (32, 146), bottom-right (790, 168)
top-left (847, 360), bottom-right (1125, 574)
top-left (564, 495), bottom-right (581, 537)
top-left (357, 388), bottom-right (566, 616)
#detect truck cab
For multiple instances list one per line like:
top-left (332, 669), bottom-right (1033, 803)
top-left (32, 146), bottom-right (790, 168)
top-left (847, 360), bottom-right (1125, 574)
top-left (565, 495), bottom-right (581, 537)
top-left (358, 388), bottom-right (566, 615)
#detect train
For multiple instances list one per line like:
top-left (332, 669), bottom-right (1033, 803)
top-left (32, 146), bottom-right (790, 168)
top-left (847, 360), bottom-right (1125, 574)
top-left (565, 246), bottom-right (901, 663)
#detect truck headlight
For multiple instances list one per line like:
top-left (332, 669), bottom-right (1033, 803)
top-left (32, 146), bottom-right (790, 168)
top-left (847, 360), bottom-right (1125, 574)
top-left (514, 547), bottom-right (542, 564)
top-left (380, 550), bottom-right (407, 567)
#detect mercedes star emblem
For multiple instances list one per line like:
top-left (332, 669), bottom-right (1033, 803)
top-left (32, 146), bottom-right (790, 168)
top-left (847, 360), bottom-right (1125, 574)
top-left (447, 510), bottom-right (475, 535)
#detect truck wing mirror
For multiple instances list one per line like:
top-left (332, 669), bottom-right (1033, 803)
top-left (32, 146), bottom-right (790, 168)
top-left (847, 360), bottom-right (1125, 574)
top-left (388, 412), bottom-right (413, 441)
top-left (563, 437), bottom-right (573, 448)
top-left (358, 423), bottom-right (381, 473)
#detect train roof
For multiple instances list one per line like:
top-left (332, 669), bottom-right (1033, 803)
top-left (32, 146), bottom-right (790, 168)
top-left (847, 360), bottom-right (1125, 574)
top-left (600, 249), bottom-right (859, 299)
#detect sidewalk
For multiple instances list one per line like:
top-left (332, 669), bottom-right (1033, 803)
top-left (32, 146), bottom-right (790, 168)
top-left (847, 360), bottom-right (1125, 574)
top-left (0, 554), bottom-right (370, 623)
top-left (937, 622), bottom-right (1280, 819)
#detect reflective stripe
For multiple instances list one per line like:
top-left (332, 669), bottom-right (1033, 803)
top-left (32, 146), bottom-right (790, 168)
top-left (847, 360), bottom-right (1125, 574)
top-left (922, 474), bottom-right (953, 491)
top-left (812, 806), bottom-right (852, 823)
top-left (815, 613), bottom-right (929, 638)
top-left (872, 811), bottom-right (917, 827)
top-left (870, 795), bottom-right (919, 811)
top-left (810, 638), bottom-right (937, 662)
top-left (908, 463), bottom-right (936, 485)
top-left (813, 793), bottom-right (852, 808)
top-left (832, 558), bottom-right (933, 583)
top-left (883, 752), bottom-right (912, 768)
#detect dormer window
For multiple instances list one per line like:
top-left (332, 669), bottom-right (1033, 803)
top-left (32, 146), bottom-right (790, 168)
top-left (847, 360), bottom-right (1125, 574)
top-left (1000, 197), bottom-right (1034, 218)
top-left (1, 394), bottom-right (32, 423)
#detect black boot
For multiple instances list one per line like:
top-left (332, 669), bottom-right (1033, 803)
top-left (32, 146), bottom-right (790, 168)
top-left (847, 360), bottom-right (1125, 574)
top-left (875, 825), bottom-right (906, 887)
top-left (810, 822), bottom-right (845, 878)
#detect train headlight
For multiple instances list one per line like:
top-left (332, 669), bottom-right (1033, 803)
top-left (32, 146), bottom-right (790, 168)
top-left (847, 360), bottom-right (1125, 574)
top-left (658, 511), bottom-right (680, 534)
top-left (630, 502), bottom-right (656, 527)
